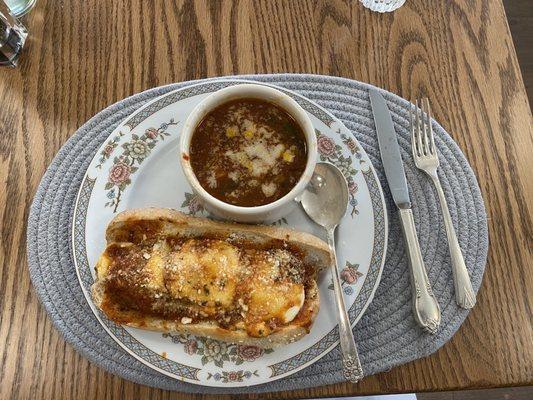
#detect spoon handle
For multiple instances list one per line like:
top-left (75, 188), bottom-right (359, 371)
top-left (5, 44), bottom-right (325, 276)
top-left (327, 228), bottom-right (364, 383)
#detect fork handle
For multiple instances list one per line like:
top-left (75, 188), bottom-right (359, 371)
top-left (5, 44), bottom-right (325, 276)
top-left (430, 175), bottom-right (476, 309)
top-left (398, 208), bottom-right (441, 334)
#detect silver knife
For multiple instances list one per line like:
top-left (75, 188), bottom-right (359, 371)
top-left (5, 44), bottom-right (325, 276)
top-left (369, 89), bottom-right (441, 334)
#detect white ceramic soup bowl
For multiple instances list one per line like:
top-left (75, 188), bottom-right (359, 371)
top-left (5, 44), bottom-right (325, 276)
top-left (179, 83), bottom-right (317, 224)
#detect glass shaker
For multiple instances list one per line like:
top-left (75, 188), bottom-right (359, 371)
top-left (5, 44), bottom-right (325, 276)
top-left (0, 0), bottom-right (28, 67)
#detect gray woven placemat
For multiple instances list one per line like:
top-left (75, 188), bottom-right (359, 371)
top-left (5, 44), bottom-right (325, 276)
top-left (27, 74), bottom-right (488, 394)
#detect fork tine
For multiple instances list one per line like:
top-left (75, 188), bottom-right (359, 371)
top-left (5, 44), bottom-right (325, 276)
top-left (415, 99), bottom-right (424, 155)
top-left (425, 98), bottom-right (436, 155)
top-left (410, 102), bottom-right (418, 157)
top-left (421, 98), bottom-right (431, 156)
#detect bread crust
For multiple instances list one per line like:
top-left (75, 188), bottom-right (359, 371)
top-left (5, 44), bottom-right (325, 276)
top-left (92, 208), bottom-right (332, 348)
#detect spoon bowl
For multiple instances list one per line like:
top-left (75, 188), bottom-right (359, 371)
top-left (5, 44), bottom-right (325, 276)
top-left (301, 163), bottom-right (349, 229)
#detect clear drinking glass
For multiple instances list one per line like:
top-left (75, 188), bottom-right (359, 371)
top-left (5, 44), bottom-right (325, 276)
top-left (359, 0), bottom-right (406, 13)
top-left (4, 0), bottom-right (35, 17)
top-left (0, 0), bottom-right (27, 67)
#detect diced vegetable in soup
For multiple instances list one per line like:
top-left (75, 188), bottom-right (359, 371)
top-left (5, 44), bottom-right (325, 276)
top-left (189, 99), bottom-right (307, 207)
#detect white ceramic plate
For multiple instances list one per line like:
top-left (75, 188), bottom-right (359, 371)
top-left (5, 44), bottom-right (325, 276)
top-left (72, 80), bottom-right (388, 387)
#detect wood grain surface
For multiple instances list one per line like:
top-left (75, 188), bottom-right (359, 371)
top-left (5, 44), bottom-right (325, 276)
top-left (1, 1), bottom-right (532, 399)
top-left (503, 0), bottom-right (533, 105)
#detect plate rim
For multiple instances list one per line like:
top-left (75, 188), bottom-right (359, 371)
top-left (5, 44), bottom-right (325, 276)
top-left (71, 78), bottom-right (389, 387)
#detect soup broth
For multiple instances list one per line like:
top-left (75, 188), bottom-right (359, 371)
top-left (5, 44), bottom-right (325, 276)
top-left (189, 98), bottom-right (307, 207)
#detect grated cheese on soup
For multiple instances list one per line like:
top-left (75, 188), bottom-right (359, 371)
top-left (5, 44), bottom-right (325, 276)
top-left (189, 99), bottom-right (307, 207)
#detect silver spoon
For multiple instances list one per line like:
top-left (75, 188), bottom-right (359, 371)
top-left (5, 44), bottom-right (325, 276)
top-left (300, 162), bottom-right (364, 383)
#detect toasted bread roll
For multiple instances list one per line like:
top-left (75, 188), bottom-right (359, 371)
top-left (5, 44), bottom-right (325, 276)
top-left (92, 208), bottom-right (332, 348)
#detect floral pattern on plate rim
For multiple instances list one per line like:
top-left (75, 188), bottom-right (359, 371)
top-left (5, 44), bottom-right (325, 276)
top-left (96, 131), bottom-right (125, 169)
top-left (207, 370), bottom-right (259, 383)
top-left (104, 119), bottom-right (179, 212)
top-left (181, 192), bottom-right (205, 216)
top-left (328, 261), bottom-right (364, 296)
top-left (162, 333), bottom-right (273, 368)
top-left (316, 129), bottom-right (364, 217)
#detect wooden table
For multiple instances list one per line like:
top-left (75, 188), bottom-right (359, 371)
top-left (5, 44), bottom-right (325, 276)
top-left (1, 1), bottom-right (532, 399)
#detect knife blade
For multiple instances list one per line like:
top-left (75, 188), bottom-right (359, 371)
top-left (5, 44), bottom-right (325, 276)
top-left (369, 89), bottom-right (411, 209)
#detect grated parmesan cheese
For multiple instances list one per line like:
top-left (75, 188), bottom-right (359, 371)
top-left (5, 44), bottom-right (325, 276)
top-left (261, 182), bottom-right (277, 197)
top-left (206, 171), bottom-right (218, 188)
top-left (228, 170), bottom-right (240, 182)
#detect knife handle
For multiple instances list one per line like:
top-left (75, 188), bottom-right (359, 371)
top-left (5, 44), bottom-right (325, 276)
top-left (398, 208), bottom-right (441, 334)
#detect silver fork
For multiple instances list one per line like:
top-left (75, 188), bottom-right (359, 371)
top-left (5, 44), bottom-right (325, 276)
top-left (410, 99), bottom-right (476, 309)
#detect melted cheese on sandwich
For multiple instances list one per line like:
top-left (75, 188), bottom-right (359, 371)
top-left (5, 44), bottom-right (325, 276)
top-left (166, 239), bottom-right (241, 310)
top-left (97, 237), bottom-right (310, 337)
